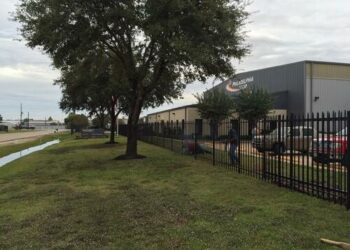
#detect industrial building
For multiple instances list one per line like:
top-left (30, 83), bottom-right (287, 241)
top-left (146, 105), bottom-right (284, 136)
top-left (0, 120), bottom-right (65, 130)
top-left (146, 60), bottom-right (350, 125)
top-left (145, 60), bottom-right (350, 137)
top-left (146, 105), bottom-right (199, 124)
top-left (215, 60), bottom-right (350, 115)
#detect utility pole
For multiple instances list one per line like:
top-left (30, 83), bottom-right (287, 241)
top-left (20, 103), bottom-right (23, 128)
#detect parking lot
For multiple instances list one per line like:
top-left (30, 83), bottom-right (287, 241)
top-left (200, 139), bottom-right (346, 171)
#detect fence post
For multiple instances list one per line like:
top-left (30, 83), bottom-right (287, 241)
top-left (194, 122), bottom-right (197, 160)
top-left (278, 115), bottom-right (282, 186)
top-left (152, 123), bottom-right (154, 145)
top-left (346, 111), bottom-right (350, 209)
top-left (289, 114), bottom-right (294, 190)
top-left (170, 122), bottom-right (173, 151)
top-left (181, 120), bottom-right (185, 154)
top-left (212, 122), bottom-right (216, 166)
top-left (262, 117), bottom-right (267, 179)
top-left (238, 118), bottom-right (241, 173)
top-left (162, 122), bottom-right (165, 147)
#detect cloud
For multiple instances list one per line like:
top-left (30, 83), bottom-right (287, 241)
top-left (143, 0), bottom-right (350, 116)
top-left (0, 64), bottom-right (58, 80)
top-left (0, 38), bottom-right (52, 67)
top-left (1, 0), bottom-right (350, 120)
top-left (0, 1), bottom-right (63, 120)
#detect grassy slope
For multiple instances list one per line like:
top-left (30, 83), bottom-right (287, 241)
top-left (0, 136), bottom-right (349, 249)
top-left (0, 132), bottom-right (70, 158)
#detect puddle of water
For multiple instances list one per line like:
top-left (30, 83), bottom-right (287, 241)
top-left (0, 139), bottom-right (60, 168)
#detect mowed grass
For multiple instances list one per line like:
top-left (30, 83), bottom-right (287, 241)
top-left (0, 136), bottom-right (349, 249)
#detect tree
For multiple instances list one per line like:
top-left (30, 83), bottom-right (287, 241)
top-left (0, 114), bottom-right (2, 123)
top-left (48, 116), bottom-right (53, 121)
top-left (195, 88), bottom-right (235, 125)
top-left (92, 114), bottom-right (110, 129)
top-left (56, 50), bottom-right (125, 144)
top-left (64, 114), bottom-right (89, 133)
top-left (234, 87), bottom-right (273, 129)
top-left (15, 0), bottom-right (249, 159)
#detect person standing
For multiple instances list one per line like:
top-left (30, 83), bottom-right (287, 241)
top-left (252, 125), bottom-right (260, 142)
top-left (228, 126), bottom-right (239, 165)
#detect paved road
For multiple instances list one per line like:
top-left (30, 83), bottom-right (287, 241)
top-left (0, 130), bottom-right (58, 146)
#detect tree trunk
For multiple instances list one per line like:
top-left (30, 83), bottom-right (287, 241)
top-left (109, 100), bottom-right (116, 144)
top-left (124, 98), bottom-right (143, 158)
top-left (70, 121), bottom-right (74, 135)
top-left (109, 112), bottom-right (116, 144)
top-left (99, 114), bottom-right (105, 129)
top-left (126, 120), bottom-right (138, 157)
top-left (95, 112), bottom-right (104, 129)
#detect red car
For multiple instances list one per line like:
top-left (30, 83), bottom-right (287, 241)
top-left (311, 128), bottom-right (347, 163)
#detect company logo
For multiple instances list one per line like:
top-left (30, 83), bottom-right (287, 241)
top-left (226, 77), bottom-right (254, 93)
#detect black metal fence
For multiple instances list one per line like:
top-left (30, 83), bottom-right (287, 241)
top-left (121, 111), bottom-right (350, 209)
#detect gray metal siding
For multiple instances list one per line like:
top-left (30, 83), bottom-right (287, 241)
top-left (215, 62), bottom-right (306, 115)
top-left (308, 78), bottom-right (350, 114)
top-left (305, 62), bottom-right (350, 114)
top-left (271, 91), bottom-right (289, 110)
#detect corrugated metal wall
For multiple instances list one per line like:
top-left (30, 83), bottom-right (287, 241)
top-left (312, 79), bottom-right (350, 113)
top-left (147, 61), bottom-right (350, 120)
top-left (306, 63), bottom-right (350, 80)
top-left (305, 62), bottom-right (350, 114)
top-left (214, 62), bottom-right (306, 115)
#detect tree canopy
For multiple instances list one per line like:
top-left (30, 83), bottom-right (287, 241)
top-left (195, 88), bottom-right (235, 124)
top-left (234, 87), bottom-right (273, 124)
top-left (56, 50), bottom-right (126, 143)
top-left (15, 0), bottom-right (249, 158)
top-left (64, 114), bottom-right (89, 132)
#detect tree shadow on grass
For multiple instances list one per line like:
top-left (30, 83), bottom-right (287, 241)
top-left (115, 154), bottom-right (146, 161)
top-left (45, 143), bottom-right (124, 155)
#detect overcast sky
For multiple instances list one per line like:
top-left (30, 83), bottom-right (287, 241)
top-left (0, 0), bottom-right (349, 121)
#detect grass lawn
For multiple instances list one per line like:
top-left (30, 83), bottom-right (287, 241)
top-left (0, 136), bottom-right (349, 249)
top-left (141, 135), bottom-right (348, 196)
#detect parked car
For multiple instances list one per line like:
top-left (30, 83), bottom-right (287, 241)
top-left (311, 128), bottom-right (348, 164)
top-left (252, 126), bottom-right (317, 154)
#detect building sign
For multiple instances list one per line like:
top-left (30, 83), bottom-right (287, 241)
top-left (225, 76), bottom-right (254, 93)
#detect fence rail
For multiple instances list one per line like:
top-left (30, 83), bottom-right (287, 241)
top-left (121, 111), bottom-right (350, 209)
